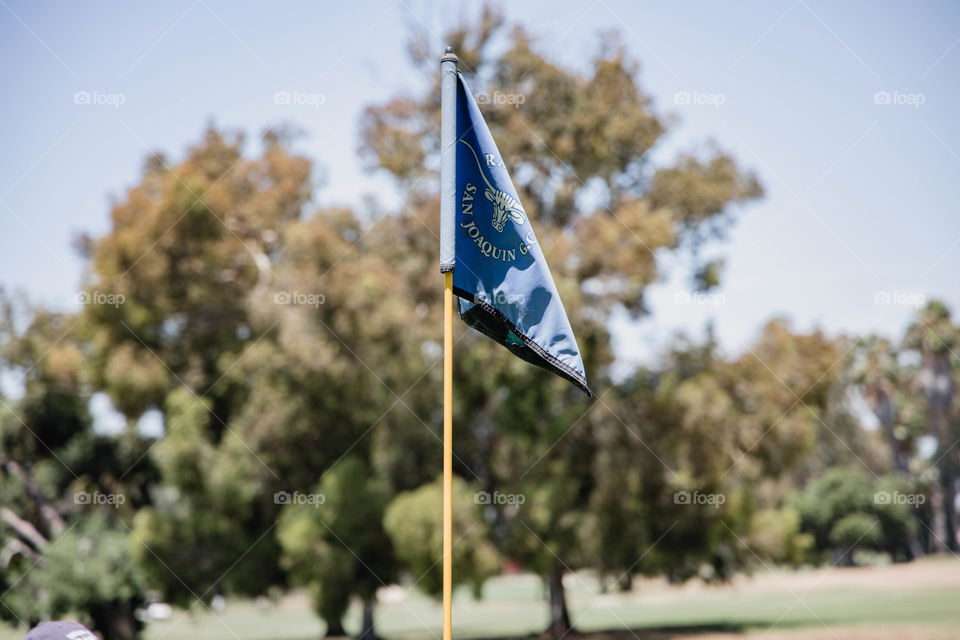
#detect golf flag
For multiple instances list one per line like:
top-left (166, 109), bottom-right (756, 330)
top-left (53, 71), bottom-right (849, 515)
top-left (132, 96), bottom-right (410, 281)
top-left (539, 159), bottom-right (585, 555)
top-left (450, 73), bottom-right (591, 396)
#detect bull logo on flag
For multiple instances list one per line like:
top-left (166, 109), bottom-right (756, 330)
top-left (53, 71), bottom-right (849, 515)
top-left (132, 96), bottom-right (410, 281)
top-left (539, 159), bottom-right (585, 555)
top-left (459, 138), bottom-right (526, 233)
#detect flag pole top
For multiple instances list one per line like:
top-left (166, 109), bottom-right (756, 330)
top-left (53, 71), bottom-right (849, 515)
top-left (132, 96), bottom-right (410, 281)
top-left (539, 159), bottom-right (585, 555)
top-left (441, 47), bottom-right (458, 63)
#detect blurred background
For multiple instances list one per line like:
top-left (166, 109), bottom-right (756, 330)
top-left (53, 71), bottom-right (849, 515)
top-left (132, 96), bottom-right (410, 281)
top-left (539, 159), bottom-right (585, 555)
top-left (1, 2), bottom-right (959, 639)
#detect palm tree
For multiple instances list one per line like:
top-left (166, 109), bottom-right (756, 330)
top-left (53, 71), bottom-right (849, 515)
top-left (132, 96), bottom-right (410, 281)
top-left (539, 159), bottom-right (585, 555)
top-left (905, 300), bottom-right (959, 552)
top-left (855, 336), bottom-right (912, 473)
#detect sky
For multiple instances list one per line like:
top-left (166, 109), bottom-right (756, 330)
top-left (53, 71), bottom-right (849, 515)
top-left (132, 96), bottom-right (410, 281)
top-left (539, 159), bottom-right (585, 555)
top-left (1, 0), bottom-right (959, 377)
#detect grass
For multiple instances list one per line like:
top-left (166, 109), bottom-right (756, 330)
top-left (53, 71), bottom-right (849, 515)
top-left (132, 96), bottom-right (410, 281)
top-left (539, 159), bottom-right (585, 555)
top-left (3, 556), bottom-right (959, 640)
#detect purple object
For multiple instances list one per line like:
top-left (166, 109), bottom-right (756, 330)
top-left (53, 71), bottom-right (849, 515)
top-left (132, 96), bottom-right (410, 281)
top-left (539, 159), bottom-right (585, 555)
top-left (24, 621), bottom-right (98, 640)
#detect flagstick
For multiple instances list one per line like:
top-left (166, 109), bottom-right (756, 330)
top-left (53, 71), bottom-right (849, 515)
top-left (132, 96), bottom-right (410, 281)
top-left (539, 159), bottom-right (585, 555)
top-left (442, 270), bottom-right (454, 640)
top-left (439, 46), bottom-right (458, 640)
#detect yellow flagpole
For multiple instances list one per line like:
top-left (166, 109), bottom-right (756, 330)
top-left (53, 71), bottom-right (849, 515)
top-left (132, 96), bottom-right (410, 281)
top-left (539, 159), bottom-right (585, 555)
top-left (439, 45), bottom-right (457, 640)
top-left (442, 271), bottom-right (454, 640)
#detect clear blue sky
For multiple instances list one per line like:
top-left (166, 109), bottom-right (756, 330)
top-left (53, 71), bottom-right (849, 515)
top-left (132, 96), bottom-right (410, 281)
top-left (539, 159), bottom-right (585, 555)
top-left (2, 0), bottom-right (959, 369)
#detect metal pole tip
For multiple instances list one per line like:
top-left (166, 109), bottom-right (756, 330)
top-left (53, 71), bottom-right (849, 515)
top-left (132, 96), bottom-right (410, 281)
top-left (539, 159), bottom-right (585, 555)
top-left (441, 47), bottom-right (458, 63)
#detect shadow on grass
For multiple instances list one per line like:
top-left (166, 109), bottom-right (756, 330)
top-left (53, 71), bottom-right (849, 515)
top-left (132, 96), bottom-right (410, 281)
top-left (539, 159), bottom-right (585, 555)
top-left (227, 623), bottom-right (759, 640)
top-left (487, 622), bottom-right (758, 640)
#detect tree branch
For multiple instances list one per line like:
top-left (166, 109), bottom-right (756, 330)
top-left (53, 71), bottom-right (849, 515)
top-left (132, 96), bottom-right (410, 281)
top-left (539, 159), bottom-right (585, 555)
top-left (1, 507), bottom-right (49, 552)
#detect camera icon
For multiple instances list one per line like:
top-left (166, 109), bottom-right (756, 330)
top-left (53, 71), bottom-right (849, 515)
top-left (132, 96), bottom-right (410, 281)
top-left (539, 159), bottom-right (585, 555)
top-left (74, 490), bottom-right (91, 504)
top-left (873, 91), bottom-right (891, 105)
top-left (274, 91), bottom-right (292, 105)
top-left (74, 91), bottom-right (91, 105)
top-left (474, 491), bottom-right (491, 505)
top-left (75, 292), bottom-right (91, 304)
top-left (673, 490), bottom-right (691, 505)
top-left (873, 291), bottom-right (891, 304)
top-left (274, 291), bottom-right (291, 304)
top-left (673, 91), bottom-right (691, 105)
top-left (874, 491), bottom-right (892, 505)
top-left (274, 490), bottom-right (291, 505)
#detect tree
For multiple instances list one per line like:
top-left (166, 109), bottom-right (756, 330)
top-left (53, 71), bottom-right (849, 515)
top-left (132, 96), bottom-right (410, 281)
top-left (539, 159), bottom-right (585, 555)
top-left (793, 467), bottom-right (921, 565)
top-left (852, 336), bottom-right (916, 474)
top-left (84, 125), bottom-right (437, 630)
top-left (278, 457), bottom-right (396, 639)
top-left (383, 476), bottom-right (500, 599)
top-left (0, 294), bottom-right (156, 640)
top-left (359, 8), bottom-right (763, 632)
top-left (851, 335), bottom-right (929, 556)
top-left (583, 322), bottom-right (866, 591)
top-left (904, 300), bottom-right (959, 552)
top-left (93, 128), bottom-right (316, 605)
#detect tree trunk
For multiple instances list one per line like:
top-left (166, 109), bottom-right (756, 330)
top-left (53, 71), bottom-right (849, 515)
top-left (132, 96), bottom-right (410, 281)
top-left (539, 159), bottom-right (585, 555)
top-left (869, 388), bottom-right (924, 558)
top-left (358, 596), bottom-right (378, 640)
top-left (930, 409), bottom-right (960, 553)
top-left (325, 619), bottom-right (347, 637)
top-left (874, 391), bottom-right (910, 474)
top-left (938, 459), bottom-right (959, 552)
top-left (547, 562), bottom-right (573, 637)
top-left (925, 353), bottom-right (958, 552)
top-left (89, 598), bottom-right (142, 640)
top-left (832, 546), bottom-right (854, 568)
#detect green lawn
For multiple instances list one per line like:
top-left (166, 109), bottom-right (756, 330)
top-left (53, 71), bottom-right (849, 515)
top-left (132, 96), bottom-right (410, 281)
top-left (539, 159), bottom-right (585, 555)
top-left (4, 557), bottom-right (960, 640)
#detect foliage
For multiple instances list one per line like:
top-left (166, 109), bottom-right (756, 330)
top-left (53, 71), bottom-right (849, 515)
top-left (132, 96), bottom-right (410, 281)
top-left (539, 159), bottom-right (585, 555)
top-left (384, 476), bottom-right (500, 598)
top-left (792, 467), bottom-right (921, 564)
top-left (278, 457), bottom-right (395, 633)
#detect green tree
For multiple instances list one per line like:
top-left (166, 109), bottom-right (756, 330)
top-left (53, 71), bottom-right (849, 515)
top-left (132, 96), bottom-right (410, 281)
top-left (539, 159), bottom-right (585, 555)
top-left (359, 9), bottom-right (762, 633)
top-left (852, 336), bottom-right (917, 474)
top-left (0, 295), bottom-right (156, 640)
top-left (383, 476), bottom-right (500, 599)
top-left (278, 457), bottom-right (396, 639)
top-left (904, 300), bottom-right (959, 552)
top-left (98, 128), bottom-right (317, 605)
top-left (86, 126), bottom-right (432, 632)
top-left (793, 467), bottom-right (921, 565)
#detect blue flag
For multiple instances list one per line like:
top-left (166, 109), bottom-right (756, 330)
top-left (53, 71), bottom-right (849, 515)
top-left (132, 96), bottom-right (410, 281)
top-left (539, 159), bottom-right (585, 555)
top-left (451, 73), bottom-right (591, 396)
